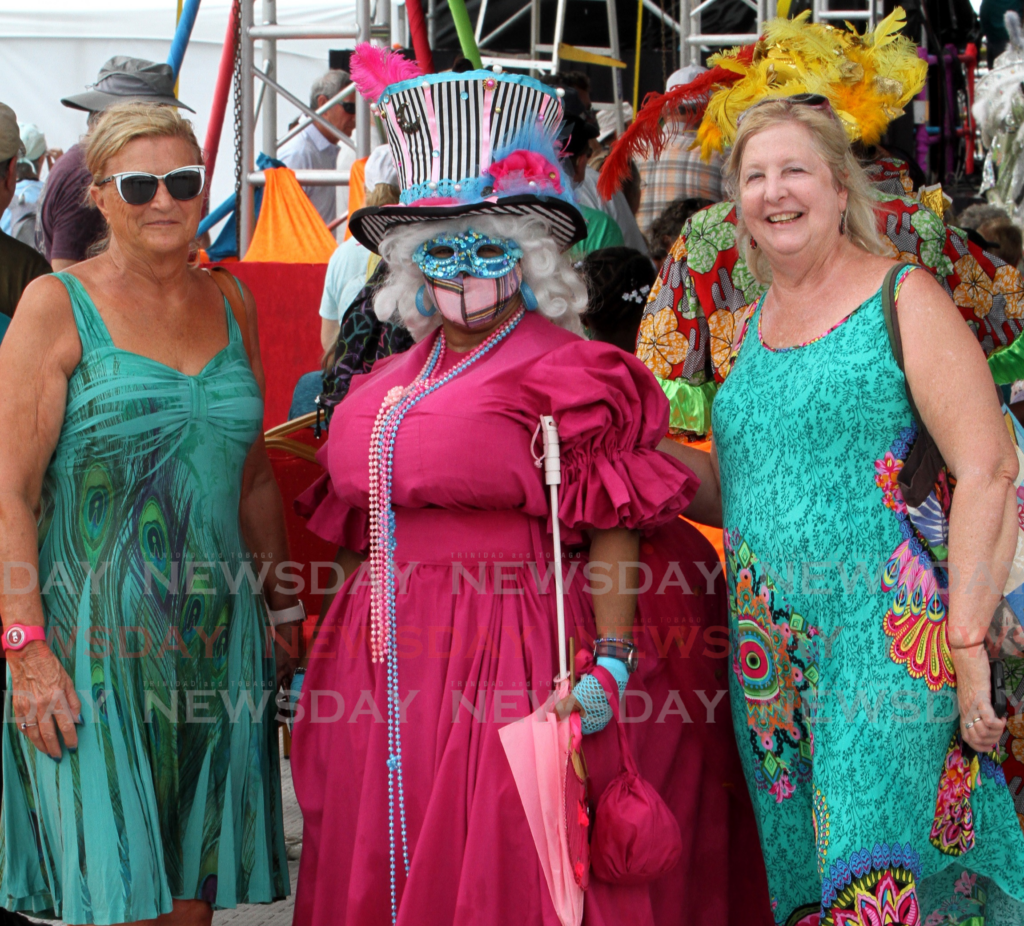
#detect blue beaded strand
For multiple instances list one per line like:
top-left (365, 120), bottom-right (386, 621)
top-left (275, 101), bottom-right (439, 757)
top-left (375, 311), bottom-right (523, 925)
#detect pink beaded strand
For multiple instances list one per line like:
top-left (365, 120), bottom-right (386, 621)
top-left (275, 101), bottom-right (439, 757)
top-left (367, 342), bottom-right (445, 661)
top-left (366, 309), bottom-right (524, 662)
top-left (365, 307), bottom-right (525, 925)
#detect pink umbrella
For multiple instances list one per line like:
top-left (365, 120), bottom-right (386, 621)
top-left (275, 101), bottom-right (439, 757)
top-left (499, 682), bottom-right (586, 925)
top-left (499, 416), bottom-right (588, 926)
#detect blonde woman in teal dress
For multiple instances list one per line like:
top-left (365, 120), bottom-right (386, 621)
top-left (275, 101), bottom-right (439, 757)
top-left (0, 104), bottom-right (299, 924)
top-left (662, 98), bottom-right (1024, 924)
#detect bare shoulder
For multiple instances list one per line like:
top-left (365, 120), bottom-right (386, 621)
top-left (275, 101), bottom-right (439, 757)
top-left (892, 263), bottom-right (967, 339)
top-left (896, 259), bottom-right (987, 379)
top-left (895, 262), bottom-right (952, 305)
top-left (18, 272), bottom-right (74, 316)
top-left (4, 274), bottom-right (82, 376)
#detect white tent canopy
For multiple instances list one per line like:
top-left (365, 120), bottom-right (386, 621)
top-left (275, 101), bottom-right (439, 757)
top-left (0, 0), bottom-right (359, 226)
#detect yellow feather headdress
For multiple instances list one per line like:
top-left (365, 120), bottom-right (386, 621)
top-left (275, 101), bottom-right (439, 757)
top-left (597, 7), bottom-right (926, 196)
top-left (696, 9), bottom-right (927, 160)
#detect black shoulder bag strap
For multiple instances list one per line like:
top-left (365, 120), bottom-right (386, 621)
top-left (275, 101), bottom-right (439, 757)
top-left (880, 262), bottom-right (947, 509)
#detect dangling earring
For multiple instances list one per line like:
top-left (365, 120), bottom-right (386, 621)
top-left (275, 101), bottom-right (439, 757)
top-left (839, 210), bottom-right (847, 236)
top-left (415, 285), bottom-right (436, 317)
top-left (520, 280), bottom-right (538, 311)
top-left (749, 237), bottom-right (758, 250)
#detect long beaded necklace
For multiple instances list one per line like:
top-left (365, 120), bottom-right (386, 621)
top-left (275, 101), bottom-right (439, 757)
top-left (367, 305), bottom-right (526, 924)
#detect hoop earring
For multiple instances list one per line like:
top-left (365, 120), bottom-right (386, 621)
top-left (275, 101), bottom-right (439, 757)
top-left (839, 210), bottom-right (847, 236)
top-left (520, 280), bottom-right (538, 311)
top-left (749, 237), bottom-right (758, 250)
top-left (415, 285), bottom-right (436, 317)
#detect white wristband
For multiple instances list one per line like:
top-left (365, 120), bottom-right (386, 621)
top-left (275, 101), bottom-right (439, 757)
top-left (267, 602), bottom-right (306, 627)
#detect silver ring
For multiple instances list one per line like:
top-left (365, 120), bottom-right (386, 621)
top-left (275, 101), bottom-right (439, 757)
top-left (964, 717), bottom-right (983, 729)
top-left (19, 722), bottom-right (37, 731)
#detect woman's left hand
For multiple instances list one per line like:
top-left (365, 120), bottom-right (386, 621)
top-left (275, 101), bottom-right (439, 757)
top-left (954, 646), bottom-right (1006, 753)
top-left (273, 622), bottom-right (304, 689)
top-left (554, 692), bottom-right (582, 721)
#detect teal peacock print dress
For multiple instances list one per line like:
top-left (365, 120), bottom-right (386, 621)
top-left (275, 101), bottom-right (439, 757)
top-left (713, 267), bottom-right (1024, 925)
top-left (0, 273), bottom-right (289, 924)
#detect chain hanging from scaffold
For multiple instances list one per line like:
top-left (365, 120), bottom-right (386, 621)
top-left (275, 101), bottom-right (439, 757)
top-left (658, 0), bottom-right (668, 90)
top-left (232, 0), bottom-right (243, 256)
top-left (672, 0), bottom-right (680, 73)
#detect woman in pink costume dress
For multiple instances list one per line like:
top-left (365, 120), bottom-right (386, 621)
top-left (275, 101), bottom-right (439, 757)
top-left (291, 53), bottom-right (771, 926)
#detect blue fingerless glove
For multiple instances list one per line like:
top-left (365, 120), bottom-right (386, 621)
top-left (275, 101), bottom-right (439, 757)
top-left (572, 657), bottom-right (629, 735)
top-left (288, 669), bottom-right (305, 715)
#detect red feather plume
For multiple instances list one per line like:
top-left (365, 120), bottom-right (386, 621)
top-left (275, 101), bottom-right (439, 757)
top-left (596, 63), bottom-right (745, 200)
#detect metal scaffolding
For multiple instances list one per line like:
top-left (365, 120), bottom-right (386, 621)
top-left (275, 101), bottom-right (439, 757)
top-left (238, 0), bottom-right (884, 255)
top-left (473, 0), bottom-right (627, 135)
top-left (811, 0), bottom-right (877, 32)
top-left (668, 0), bottom-right (767, 67)
top-left (237, 0), bottom-right (372, 254)
top-left (671, 0), bottom-right (875, 66)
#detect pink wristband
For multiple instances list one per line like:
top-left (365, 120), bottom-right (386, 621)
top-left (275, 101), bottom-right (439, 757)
top-left (2, 624), bottom-right (46, 652)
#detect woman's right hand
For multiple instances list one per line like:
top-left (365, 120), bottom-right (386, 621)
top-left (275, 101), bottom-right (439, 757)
top-left (953, 646), bottom-right (1006, 754)
top-left (8, 640), bottom-right (82, 759)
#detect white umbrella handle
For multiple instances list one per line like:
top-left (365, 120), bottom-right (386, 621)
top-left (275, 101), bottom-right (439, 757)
top-left (539, 415), bottom-right (567, 682)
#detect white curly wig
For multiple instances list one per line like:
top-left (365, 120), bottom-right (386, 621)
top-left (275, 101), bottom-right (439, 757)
top-left (373, 213), bottom-right (589, 341)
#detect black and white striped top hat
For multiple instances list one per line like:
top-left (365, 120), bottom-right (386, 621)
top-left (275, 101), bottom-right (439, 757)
top-left (348, 68), bottom-right (587, 253)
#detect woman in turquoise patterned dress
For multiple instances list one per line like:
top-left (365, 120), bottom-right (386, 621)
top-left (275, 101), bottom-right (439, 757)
top-left (662, 99), bottom-right (1024, 924)
top-left (0, 103), bottom-right (296, 923)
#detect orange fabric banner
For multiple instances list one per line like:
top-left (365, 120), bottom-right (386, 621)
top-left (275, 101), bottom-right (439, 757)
top-left (243, 167), bottom-right (339, 263)
top-left (343, 157), bottom-right (368, 241)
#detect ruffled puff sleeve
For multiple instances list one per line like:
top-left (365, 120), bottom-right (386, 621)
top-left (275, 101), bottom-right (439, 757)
top-left (293, 445), bottom-right (371, 554)
top-left (519, 340), bottom-right (699, 533)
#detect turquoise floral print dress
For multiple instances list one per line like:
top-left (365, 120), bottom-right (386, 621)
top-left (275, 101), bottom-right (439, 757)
top-left (0, 274), bottom-right (289, 924)
top-left (713, 267), bottom-right (1024, 925)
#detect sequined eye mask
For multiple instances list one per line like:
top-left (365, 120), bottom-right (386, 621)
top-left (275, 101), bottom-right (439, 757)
top-left (412, 229), bottom-right (524, 280)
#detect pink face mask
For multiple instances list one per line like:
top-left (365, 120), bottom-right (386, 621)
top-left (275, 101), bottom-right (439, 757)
top-left (424, 264), bottom-right (524, 328)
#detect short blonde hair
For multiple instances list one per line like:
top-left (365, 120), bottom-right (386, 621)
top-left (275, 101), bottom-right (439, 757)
top-left (85, 102), bottom-right (203, 184)
top-left (724, 100), bottom-right (885, 283)
top-left (365, 183), bottom-right (401, 208)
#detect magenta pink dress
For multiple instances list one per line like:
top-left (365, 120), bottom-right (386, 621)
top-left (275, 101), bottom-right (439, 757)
top-left (292, 311), bottom-right (772, 926)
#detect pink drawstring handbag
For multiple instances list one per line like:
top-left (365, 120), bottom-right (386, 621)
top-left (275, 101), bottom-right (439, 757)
top-left (587, 664), bottom-right (683, 885)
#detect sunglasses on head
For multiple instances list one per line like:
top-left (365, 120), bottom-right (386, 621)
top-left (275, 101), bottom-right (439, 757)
top-left (97, 166), bottom-right (207, 206)
top-left (736, 93), bottom-right (833, 129)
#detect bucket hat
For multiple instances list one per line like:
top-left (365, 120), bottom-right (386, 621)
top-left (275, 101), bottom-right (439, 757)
top-left (62, 56), bottom-right (194, 113)
top-left (0, 104), bottom-right (21, 160)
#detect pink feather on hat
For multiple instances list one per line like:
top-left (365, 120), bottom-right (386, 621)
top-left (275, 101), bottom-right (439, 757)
top-left (488, 150), bottom-right (563, 195)
top-left (349, 43), bottom-right (423, 104)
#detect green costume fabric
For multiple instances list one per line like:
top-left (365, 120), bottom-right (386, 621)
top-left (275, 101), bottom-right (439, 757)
top-left (569, 205), bottom-right (625, 259)
top-left (654, 375), bottom-right (717, 435)
top-left (988, 333), bottom-right (1024, 387)
top-left (0, 273), bottom-right (288, 924)
top-left (713, 275), bottom-right (1024, 925)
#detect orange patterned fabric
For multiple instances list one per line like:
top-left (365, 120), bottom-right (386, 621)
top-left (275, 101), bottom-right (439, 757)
top-left (638, 186), bottom-right (1024, 440)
